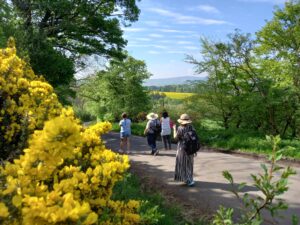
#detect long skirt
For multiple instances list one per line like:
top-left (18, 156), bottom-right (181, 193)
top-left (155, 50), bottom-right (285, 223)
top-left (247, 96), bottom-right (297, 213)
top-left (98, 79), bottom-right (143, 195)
top-left (174, 145), bottom-right (194, 182)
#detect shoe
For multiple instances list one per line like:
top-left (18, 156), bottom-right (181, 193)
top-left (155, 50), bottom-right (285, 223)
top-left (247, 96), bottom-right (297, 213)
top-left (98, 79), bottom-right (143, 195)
top-left (187, 180), bottom-right (195, 187)
top-left (118, 149), bottom-right (124, 153)
top-left (154, 150), bottom-right (159, 156)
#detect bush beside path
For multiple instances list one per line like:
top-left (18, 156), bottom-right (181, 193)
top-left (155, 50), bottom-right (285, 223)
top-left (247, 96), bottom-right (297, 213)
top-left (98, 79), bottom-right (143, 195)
top-left (103, 132), bottom-right (300, 225)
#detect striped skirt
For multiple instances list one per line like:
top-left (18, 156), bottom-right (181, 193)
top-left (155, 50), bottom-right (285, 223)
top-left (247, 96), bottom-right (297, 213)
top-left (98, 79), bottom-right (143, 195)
top-left (174, 143), bottom-right (194, 182)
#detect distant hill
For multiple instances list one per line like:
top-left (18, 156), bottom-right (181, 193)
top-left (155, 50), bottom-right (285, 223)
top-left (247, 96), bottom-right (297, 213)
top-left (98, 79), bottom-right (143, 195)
top-left (143, 76), bottom-right (206, 86)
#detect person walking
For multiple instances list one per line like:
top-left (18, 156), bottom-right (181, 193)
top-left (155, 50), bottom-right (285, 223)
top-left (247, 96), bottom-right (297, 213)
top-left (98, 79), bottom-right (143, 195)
top-left (160, 111), bottom-right (172, 150)
top-left (119, 112), bottom-right (131, 154)
top-left (144, 112), bottom-right (160, 155)
top-left (173, 113), bottom-right (195, 187)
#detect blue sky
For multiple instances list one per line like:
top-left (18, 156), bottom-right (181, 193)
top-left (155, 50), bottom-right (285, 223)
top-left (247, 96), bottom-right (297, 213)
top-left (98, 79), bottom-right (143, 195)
top-left (121, 0), bottom-right (287, 79)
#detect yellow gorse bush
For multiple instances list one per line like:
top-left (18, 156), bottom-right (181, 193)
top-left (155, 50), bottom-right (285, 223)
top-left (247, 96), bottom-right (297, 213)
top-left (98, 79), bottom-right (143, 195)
top-left (0, 40), bottom-right (140, 224)
top-left (0, 38), bottom-right (62, 160)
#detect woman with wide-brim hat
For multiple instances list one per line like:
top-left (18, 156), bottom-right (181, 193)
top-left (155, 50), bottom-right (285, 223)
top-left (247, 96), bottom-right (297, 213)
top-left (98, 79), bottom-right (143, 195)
top-left (173, 113), bottom-right (195, 186)
top-left (144, 112), bottom-right (160, 155)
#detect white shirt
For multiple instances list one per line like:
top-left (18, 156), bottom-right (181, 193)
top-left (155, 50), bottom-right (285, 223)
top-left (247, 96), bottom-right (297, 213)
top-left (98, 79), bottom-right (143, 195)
top-left (161, 117), bottom-right (171, 136)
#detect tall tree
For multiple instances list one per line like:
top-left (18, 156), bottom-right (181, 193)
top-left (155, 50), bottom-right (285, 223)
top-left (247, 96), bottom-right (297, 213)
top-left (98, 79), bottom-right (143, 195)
top-left (257, 0), bottom-right (300, 136)
top-left (257, 0), bottom-right (300, 87)
top-left (0, 0), bottom-right (140, 102)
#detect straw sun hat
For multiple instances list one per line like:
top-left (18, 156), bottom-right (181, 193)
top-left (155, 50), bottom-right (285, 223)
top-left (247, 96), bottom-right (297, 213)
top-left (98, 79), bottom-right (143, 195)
top-left (177, 113), bottom-right (192, 124)
top-left (146, 112), bottom-right (158, 120)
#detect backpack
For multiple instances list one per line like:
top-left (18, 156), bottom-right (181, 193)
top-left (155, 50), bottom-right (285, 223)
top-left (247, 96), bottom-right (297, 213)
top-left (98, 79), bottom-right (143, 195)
top-left (182, 129), bottom-right (201, 155)
top-left (152, 119), bottom-right (161, 135)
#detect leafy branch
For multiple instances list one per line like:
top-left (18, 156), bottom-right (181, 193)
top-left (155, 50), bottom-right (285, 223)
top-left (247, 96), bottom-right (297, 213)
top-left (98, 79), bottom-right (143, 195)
top-left (213, 135), bottom-right (297, 225)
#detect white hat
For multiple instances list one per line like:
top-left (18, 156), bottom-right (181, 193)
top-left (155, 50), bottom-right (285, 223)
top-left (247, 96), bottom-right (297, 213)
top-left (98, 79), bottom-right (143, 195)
top-left (146, 112), bottom-right (158, 120)
top-left (177, 113), bottom-right (192, 124)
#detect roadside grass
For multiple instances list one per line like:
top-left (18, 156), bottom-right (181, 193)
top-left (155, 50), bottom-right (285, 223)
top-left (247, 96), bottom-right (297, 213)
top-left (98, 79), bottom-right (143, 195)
top-left (195, 119), bottom-right (300, 159)
top-left (112, 173), bottom-right (208, 225)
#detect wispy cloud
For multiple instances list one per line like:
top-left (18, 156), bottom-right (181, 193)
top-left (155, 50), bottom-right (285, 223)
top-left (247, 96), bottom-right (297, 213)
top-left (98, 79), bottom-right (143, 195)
top-left (135, 37), bottom-right (152, 41)
top-left (127, 44), bottom-right (167, 49)
top-left (158, 29), bottom-right (195, 34)
top-left (183, 46), bottom-right (199, 50)
top-left (238, 0), bottom-right (286, 3)
top-left (144, 21), bottom-right (161, 26)
top-left (166, 50), bottom-right (187, 54)
top-left (149, 33), bottom-right (164, 38)
top-left (148, 8), bottom-right (228, 25)
top-left (157, 40), bottom-right (174, 43)
top-left (148, 50), bottom-right (161, 54)
top-left (122, 27), bottom-right (146, 32)
top-left (192, 5), bottom-right (220, 14)
top-left (176, 41), bottom-right (194, 45)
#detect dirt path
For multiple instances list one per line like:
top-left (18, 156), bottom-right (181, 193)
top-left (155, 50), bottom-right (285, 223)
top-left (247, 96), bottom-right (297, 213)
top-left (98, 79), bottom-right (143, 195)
top-left (103, 132), bottom-right (300, 225)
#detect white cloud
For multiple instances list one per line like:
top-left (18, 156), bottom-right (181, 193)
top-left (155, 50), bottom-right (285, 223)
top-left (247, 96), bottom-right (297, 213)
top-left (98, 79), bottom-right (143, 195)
top-left (127, 44), bottom-right (167, 49)
top-left (238, 0), bottom-right (287, 3)
top-left (135, 37), bottom-right (152, 41)
top-left (158, 29), bottom-right (195, 34)
top-left (148, 7), bottom-right (228, 25)
top-left (149, 33), bottom-right (164, 38)
top-left (148, 50), bottom-right (161, 54)
top-left (144, 21), bottom-right (161, 26)
top-left (158, 40), bottom-right (174, 43)
top-left (151, 45), bottom-right (168, 49)
top-left (193, 5), bottom-right (220, 13)
top-left (176, 41), bottom-right (194, 45)
top-left (122, 27), bottom-right (146, 32)
top-left (183, 46), bottom-right (199, 50)
top-left (166, 50), bottom-right (187, 54)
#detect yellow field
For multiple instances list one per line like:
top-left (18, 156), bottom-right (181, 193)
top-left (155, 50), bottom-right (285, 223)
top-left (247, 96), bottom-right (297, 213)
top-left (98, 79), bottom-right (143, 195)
top-left (159, 91), bottom-right (195, 100)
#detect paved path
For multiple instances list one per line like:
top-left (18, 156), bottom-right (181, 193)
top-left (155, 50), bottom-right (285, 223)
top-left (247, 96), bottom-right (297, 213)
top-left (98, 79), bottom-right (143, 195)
top-left (103, 132), bottom-right (300, 225)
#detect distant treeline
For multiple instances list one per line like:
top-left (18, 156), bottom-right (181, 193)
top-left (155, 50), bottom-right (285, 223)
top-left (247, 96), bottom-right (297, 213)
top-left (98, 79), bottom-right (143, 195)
top-left (147, 82), bottom-right (202, 93)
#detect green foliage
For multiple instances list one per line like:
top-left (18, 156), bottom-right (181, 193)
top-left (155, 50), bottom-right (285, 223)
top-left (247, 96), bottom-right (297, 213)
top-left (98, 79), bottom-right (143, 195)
top-left (77, 55), bottom-right (151, 121)
top-left (195, 120), bottom-right (300, 159)
top-left (213, 135), bottom-right (297, 225)
top-left (187, 6), bottom-right (300, 136)
top-left (0, 0), bottom-right (140, 102)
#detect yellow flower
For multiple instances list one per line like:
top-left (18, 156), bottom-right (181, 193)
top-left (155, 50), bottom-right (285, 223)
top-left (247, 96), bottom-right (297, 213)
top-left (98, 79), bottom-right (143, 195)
top-left (12, 195), bottom-right (23, 207)
top-left (83, 212), bottom-right (98, 224)
top-left (0, 202), bottom-right (9, 217)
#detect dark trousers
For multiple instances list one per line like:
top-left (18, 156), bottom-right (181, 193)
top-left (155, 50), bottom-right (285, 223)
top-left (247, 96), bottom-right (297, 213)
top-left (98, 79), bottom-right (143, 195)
top-left (147, 133), bottom-right (157, 153)
top-left (162, 135), bottom-right (171, 149)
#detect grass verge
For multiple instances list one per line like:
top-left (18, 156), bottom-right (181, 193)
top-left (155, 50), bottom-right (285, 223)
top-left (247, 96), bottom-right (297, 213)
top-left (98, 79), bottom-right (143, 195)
top-left (195, 120), bottom-right (300, 159)
top-left (112, 173), bottom-right (207, 225)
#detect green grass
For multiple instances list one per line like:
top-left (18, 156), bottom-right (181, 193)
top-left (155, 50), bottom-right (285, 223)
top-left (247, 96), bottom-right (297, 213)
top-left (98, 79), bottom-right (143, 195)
top-left (195, 119), bottom-right (300, 159)
top-left (112, 173), bottom-right (207, 225)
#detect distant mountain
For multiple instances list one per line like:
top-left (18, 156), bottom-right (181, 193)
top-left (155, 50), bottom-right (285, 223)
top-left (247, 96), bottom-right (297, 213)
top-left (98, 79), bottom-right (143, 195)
top-left (143, 76), bottom-right (206, 87)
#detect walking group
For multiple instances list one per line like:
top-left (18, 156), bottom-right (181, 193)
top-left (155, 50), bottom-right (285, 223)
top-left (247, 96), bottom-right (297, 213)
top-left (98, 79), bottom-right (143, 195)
top-left (118, 112), bottom-right (200, 187)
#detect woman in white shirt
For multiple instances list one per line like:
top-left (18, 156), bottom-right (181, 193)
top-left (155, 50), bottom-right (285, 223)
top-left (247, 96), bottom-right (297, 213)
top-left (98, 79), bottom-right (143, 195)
top-left (160, 111), bottom-right (172, 150)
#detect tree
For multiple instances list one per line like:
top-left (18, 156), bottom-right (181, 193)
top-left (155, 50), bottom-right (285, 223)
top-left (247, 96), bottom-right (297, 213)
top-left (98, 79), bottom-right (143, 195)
top-left (187, 30), bottom-right (298, 136)
top-left (257, 0), bottom-right (300, 136)
top-left (77, 55), bottom-right (151, 121)
top-left (0, 0), bottom-right (140, 101)
top-left (257, 0), bottom-right (300, 87)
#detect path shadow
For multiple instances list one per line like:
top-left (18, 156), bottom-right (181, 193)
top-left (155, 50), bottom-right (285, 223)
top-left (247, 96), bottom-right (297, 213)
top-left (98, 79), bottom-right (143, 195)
top-left (103, 132), bottom-right (300, 225)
